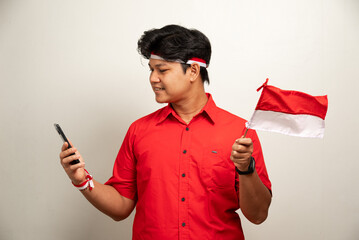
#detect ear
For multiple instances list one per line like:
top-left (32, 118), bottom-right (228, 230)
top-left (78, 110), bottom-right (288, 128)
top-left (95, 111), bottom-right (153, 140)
top-left (188, 63), bottom-right (201, 82)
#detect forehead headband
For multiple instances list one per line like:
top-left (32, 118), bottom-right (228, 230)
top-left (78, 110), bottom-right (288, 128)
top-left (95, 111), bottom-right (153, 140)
top-left (150, 53), bottom-right (208, 68)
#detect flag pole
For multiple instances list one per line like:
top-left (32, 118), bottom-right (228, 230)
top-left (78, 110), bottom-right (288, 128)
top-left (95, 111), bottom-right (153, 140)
top-left (243, 127), bottom-right (249, 138)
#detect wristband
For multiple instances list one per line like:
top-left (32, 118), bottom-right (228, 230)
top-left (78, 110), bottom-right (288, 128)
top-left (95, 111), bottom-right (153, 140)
top-left (72, 169), bottom-right (94, 191)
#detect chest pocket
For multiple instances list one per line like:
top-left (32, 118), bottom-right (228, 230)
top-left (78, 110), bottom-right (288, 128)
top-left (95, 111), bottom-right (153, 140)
top-left (200, 147), bottom-right (236, 189)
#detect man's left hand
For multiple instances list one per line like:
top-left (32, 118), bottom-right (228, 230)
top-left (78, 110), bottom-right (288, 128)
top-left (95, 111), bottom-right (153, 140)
top-left (230, 137), bottom-right (253, 172)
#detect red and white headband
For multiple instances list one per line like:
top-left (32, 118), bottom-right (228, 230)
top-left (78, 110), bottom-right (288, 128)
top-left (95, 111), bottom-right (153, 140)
top-left (150, 53), bottom-right (208, 68)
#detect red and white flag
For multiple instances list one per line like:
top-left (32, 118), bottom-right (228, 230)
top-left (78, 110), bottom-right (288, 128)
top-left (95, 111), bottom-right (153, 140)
top-left (246, 79), bottom-right (328, 138)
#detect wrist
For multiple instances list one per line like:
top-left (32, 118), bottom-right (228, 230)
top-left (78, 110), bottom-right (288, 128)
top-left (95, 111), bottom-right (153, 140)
top-left (72, 178), bottom-right (86, 186)
top-left (236, 156), bottom-right (255, 175)
top-left (70, 169), bottom-right (88, 185)
top-left (235, 162), bottom-right (250, 172)
top-left (72, 169), bottom-right (94, 191)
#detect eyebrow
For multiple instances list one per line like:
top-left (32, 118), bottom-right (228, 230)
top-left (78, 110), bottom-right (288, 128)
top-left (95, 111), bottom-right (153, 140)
top-left (148, 62), bottom-right (168, 68)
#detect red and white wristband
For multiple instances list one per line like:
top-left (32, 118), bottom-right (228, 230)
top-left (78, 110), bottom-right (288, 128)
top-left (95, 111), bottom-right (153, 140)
top-left (72, 169), bottom-right (94, 191)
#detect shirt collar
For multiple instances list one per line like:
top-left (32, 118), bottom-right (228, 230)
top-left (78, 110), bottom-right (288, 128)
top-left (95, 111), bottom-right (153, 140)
top-left (200, 93), bottom-right (218, 124)
top-left (156, 93), bottom-right (218, 125)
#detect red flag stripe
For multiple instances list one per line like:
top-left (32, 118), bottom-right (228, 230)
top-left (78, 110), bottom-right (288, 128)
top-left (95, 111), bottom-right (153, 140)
top-left (256, 84), bottom-right (328, 120)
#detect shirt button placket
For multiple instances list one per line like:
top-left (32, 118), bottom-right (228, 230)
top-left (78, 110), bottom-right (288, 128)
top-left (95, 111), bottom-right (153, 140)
top-left (179, 125), bottom-right (190, 238)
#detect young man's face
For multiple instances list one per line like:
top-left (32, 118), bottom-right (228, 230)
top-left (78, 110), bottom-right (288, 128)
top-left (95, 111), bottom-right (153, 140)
top-left (148, 58), bottom-right (192, 104)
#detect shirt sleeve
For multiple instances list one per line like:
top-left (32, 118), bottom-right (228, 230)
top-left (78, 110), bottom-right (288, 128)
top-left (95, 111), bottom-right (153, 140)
top-left (247, 128), bottom-right (272, 192)
top-left (105, 124), bottom-right (138, 201)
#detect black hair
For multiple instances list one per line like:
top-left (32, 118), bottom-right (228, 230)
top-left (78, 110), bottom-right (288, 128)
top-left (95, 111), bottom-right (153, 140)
top-left (137, 24), bottom-right (211, 84)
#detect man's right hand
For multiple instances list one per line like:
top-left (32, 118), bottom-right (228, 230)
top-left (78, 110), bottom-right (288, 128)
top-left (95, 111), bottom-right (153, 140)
top-left (59, 141), bottom-right (87, 185)
top-left (58, 141), bottom-right (136, 221)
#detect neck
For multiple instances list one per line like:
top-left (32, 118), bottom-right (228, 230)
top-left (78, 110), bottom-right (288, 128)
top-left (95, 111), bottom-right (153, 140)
top-left (171, 91), bottom-right (208, 124)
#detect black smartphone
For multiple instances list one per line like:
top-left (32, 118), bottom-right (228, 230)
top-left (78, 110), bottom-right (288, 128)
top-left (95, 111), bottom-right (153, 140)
top-left (54, 123), bottom-right (80, 165)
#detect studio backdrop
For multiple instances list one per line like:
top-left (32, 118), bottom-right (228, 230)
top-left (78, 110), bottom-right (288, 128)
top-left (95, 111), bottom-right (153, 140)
top-left (1, 0), bottom-right (358, 239)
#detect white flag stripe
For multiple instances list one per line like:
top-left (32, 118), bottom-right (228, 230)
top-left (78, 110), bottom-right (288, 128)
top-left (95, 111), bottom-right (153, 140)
top-left (247, 110), bottom-right (325, 138)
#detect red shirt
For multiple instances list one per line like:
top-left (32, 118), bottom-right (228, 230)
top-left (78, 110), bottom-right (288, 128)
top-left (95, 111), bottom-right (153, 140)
top-left (106, 94), bottom-right (271, 240)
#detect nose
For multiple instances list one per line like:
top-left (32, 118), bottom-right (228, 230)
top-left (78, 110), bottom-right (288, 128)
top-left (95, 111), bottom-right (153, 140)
top-left (150, 71), bottom-right (160, 83)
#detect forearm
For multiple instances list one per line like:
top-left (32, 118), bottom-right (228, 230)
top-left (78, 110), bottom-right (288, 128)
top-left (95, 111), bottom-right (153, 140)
top-left (59, 143), bottom-right (135, 221)
top-left (79, 179), bottom-right (135, 221)
top-left (239, 170), bottom-right (272, 224)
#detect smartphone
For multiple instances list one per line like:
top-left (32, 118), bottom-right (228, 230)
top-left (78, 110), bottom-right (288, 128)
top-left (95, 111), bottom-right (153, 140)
top-left (54, 123), bottom-right (80, 165)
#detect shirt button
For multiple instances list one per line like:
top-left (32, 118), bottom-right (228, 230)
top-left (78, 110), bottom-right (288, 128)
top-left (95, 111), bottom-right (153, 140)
top-left (186, 127), bottom-right (189, 131)
top-left (181, 197), bottom-right (185, 202)
top-left (183, 150), bottom-right (187, 154)
top-left (182, 173), bottom-right (186, 177)
top-left (182, 222), bottom-right (186, 227)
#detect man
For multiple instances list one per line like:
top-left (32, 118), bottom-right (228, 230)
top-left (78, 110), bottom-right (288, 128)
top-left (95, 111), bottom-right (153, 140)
top-left (59, 24), bottom-right (272, 240)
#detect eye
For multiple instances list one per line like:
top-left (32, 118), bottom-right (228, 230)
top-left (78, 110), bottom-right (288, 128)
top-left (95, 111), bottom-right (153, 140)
top-left (159, 69), bottom-right (168, 73)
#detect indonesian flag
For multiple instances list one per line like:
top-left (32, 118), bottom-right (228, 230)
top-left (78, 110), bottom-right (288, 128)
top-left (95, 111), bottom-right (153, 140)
top-left (246, 79), bottom-right (328, 138)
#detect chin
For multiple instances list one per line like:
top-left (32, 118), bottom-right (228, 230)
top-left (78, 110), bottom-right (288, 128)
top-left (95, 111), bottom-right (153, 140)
top-left (155, 97), bottom-right (168, 104)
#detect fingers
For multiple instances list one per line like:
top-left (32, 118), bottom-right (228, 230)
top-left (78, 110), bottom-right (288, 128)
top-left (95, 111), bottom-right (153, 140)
top-left (235, 137), bottom-right (252, 146)
top-left (231, 138), bottom-right (253, 163)
top-left (60, 147), bottom-right (85, 169)
top-left (230, 151), bottom-right (251, 163)
top-left (68, 139), bottom-right (74, 148)
top-left (59, 143), bottom-right (84, 168)
top-left (58, 140), bottom-right (87, 183)
top-left (231, 150), bottom-right (251, 159)
top-left (61, 138), bottom-right (74, 151)
top-left (233, 138), bottom-right (253, 153)
top-left (66, 161), bottom-right (85, 171)
top-left (61, 142), bottom-right (68, 151)
top-left (62, 150), bottom-right (80, 165)
top-left (59, 144), bottom-right (77, 160)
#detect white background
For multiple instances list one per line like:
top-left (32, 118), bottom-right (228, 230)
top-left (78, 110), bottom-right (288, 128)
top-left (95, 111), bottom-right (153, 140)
top-left (1, 0), bottom-right (358, 239)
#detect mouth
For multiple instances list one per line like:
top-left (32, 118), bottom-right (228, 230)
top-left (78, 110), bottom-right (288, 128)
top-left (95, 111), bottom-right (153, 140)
top-left (153, 87), bottom-right (165, 91)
